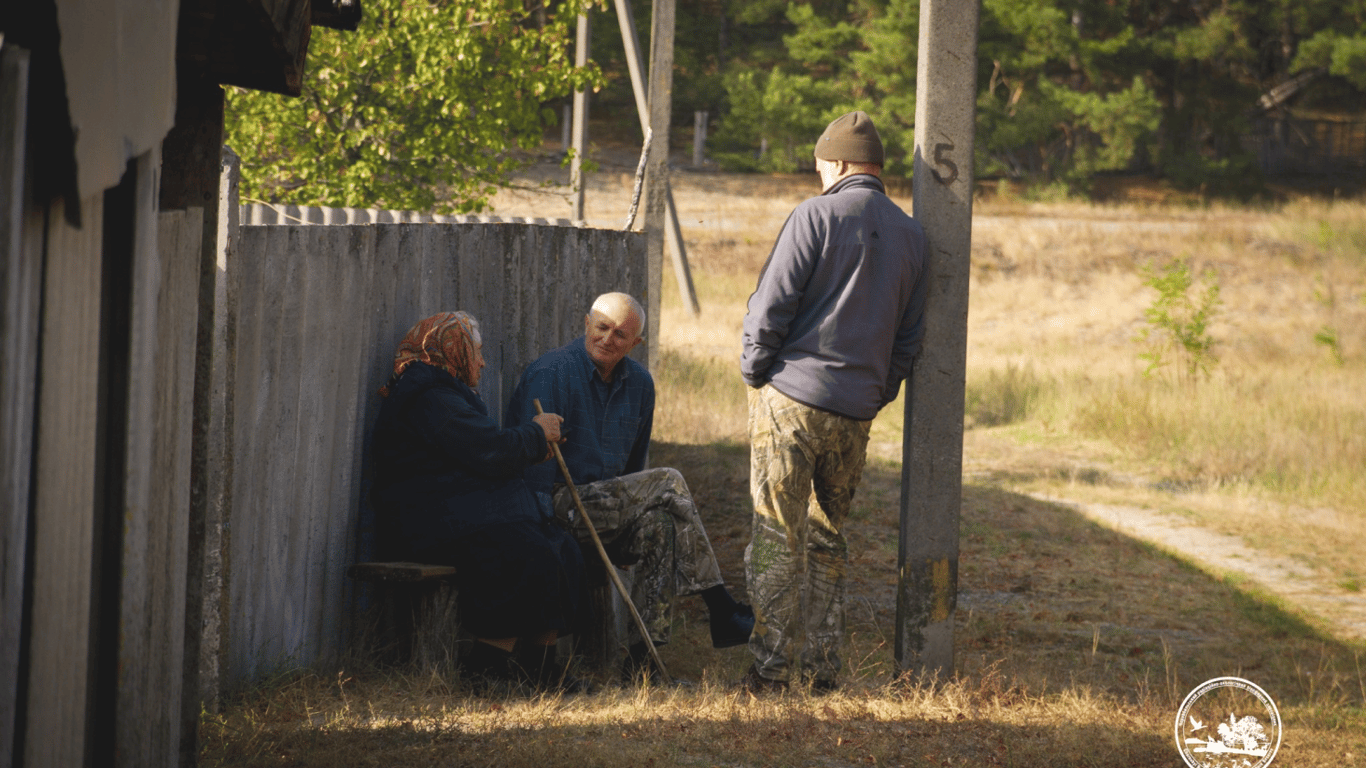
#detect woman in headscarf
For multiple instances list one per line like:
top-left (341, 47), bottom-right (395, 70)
top-left (369, 311), bottom-right (585, 691)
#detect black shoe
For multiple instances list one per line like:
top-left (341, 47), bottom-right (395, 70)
top-left (461, 642), bottom-right (516, 692)
top-left (710, 605), bottom-right (755, 649)
top-left (738, 664), bottom-right (788, 694)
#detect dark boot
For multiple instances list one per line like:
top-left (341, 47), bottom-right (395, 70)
top-left (739, 663), bottom-right (788, 694)
top-left (701, 586), bottom-right (755, 649)
top-left (709, 603), bottom-right (755, 648)
top-left (461, 641), bottom-right (516, 693)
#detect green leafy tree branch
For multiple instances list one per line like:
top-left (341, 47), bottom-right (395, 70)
top-left (225, 0), bottom-right (604, 213)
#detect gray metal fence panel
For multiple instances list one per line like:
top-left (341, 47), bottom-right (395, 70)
top-left (221, 221), bottom-right (646, 686)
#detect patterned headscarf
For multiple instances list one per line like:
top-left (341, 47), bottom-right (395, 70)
top-left (379, 311), bottom-right (481, 397)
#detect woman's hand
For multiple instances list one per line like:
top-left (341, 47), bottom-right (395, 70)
top-left (532, 412), bottom-right (565, 445)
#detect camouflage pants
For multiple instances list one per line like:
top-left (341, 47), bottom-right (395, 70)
top-left (745, 384), bottom-right (871, 685)
top-left (552, 467), bottom-right (724, 646)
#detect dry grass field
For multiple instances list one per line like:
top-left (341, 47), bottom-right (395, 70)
top-left (201, 156), bottom-right (1366, 767)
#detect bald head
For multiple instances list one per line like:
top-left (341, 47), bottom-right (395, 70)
top-left (591, 292), bottom-right (645, 331)
top-left (584, 292), bottom-right (645, 380)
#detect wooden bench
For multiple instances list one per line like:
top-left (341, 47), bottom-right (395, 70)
top-left (347, 558), bottom-right (634, 679)
top-left (347, 561), bottom-right (462, 671)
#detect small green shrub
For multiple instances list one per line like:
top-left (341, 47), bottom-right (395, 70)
top-left (1136, 259), bottom-right (1222, 382)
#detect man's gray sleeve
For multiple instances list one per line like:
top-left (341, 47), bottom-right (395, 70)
top-left (880, 243), bottom-right (929, 408)
top-left (741, 210), bottom-right (818, 387)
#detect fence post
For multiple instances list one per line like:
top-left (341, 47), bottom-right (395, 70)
top-left (693, 110), bottom-right (707, 167)
top-left (190, 147), bottom-right (240, 720)
top-left (896, 0), bottom-right (979, 680)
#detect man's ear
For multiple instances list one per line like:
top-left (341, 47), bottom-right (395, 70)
top-left (629, 335), bottom-right (644, 351)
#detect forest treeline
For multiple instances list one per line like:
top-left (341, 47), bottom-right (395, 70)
top-left (594, 0), bottom-right (1365, 195)
top-left (225, 0), bottom-right (1366, 211)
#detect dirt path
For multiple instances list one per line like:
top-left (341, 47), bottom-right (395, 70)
top-left (955, 429), bottom-right (1366, 645)
top-left (1035, 493), bottom-right (1366, 642)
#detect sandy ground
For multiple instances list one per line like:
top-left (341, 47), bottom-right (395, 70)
top-left (489, 154), bottom-right (1366, 647)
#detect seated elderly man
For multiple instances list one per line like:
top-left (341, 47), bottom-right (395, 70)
top-left (507, 292), bottom-right (752, 677)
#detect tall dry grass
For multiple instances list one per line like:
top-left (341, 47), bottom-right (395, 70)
top-left (956, 197), bottom-right (1366, 587)
top-left (199, 175), bottom-right (1366, 767)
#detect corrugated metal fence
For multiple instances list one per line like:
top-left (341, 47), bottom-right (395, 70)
top-left (239, 201), bottom-right (578, 227)
top-left (215, 205), bottom-right (647, 686)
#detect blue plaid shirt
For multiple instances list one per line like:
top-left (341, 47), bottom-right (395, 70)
top-left (507, 336), bottom-right (654, 497)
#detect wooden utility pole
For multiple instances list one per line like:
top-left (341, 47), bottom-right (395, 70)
top-left (613, 0), bottom-right (699, 318)
top-left (896, 0), bottom-right (980, 679)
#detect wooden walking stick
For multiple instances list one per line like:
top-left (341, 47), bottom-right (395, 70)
top-left (534, 399), bottom-right (670, 681)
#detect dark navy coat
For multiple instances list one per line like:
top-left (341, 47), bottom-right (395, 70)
top-left (369, 361), bottom-right (550, 558)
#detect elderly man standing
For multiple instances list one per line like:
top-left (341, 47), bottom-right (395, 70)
top-left (507, 292), bottom-right (753, 678)
top-left (740, 111), bottom-right (928, 693)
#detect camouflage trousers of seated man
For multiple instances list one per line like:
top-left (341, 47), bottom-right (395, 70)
top-left (552, 467), bottom-right (724, 647)
top-left (745, 384), bottom-right (871, 687)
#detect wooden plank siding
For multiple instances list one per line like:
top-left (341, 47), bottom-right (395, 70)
top-left (1, 46), bottom-right (39, 765)
top-left (25, 193), bottom-right (104, 768)
top-left (115, 194), bottom-right (203, 767)
top-left (216, 219), bottom-right (646, 687)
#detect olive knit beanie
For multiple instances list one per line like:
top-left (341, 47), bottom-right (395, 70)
top-left (813, 110), bottom-right (884, 165)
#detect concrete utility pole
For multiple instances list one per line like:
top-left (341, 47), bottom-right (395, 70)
top-left (570, 12), bottom-right (590, 222)
top-left (896, 0), bottom-right (980, 679)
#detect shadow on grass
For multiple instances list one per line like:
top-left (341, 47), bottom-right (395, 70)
top-left (652, 440), bottom-right (1366, 711)
top-left (203, 441), bottom-right (1366, 768)
top-left (203, 698), bottom-right (1177, 768)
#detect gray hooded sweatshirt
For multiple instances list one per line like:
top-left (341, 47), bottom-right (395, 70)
top-left (741, 174), bottom-right (927, 421)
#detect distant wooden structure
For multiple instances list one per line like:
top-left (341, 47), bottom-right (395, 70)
top-left (1242, 70), bottom-right (1366, 179)
top-left (1244, 116), bottom-right (1366, 177)
top-left (1, 1), bottom-right (360, 766)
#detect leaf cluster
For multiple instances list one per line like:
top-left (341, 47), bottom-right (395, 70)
top-left (225, 0), bottom-right (604, 213)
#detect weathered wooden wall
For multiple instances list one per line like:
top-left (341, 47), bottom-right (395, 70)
top-left (217, 220), bottom-right (648, 686)
top-left (0, 45), bottom-right (39, 764)
top-left (116, 203), bottom-right (204, 766)
top-left (25, 191), bottom-right (105, 768)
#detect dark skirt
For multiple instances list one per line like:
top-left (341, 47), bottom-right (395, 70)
top-left (415, 520), bottom-right (583, 639)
